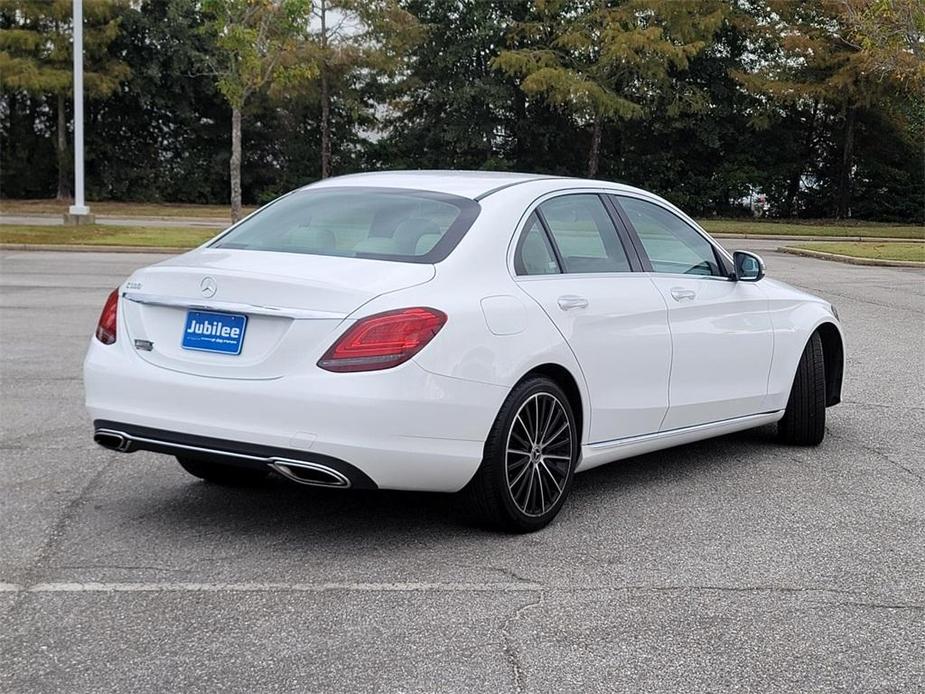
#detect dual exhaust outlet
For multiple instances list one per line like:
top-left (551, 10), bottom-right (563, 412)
top-left (94, 430), bottom-right (133, 452)
top-left (93, 429), bottom-right (351, 488)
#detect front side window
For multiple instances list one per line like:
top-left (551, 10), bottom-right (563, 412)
top-left (212, 187), bottom-right (480, 263)
top-left (617, 196), bottom-right (722, 276)
top-left (538, 195), bottom-right (631, 274)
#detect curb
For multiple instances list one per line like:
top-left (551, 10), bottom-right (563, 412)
top-left (1, 243), bottom-right (187, 254)
top-left (712, 233), bottom-right (923, 243)
top-left (776, 246), bottom-right (925, 268)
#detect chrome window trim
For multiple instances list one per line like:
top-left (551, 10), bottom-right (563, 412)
top-left (513, 272), bottom-right (653, 282)
top-left (507, 187), bottom-right (637, 280)
top-left (506, 186), bottom-right (734, 281)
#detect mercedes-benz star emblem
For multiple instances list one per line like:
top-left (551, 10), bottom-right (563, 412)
top-left (200, 276), bottom-right (217, 298)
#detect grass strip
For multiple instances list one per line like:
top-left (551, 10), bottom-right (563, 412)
top-left (699, 220), bottom-right (923, 240)
top-left (0, 225), bottom-right (216, 248)
top-left (788, 242), bottom-right (925, 262)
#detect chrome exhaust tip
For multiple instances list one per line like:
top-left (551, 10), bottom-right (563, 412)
top-left (268, 459), bottom-right (351, 488)
top-left (93, 429), bottom-right (133, 452)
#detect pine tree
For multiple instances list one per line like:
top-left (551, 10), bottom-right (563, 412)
top-left (382, 1), bottom-right (533, 172)
top-left (733, 0), bottom-right (924, 218)
top-left (842, 0), bottom-right (925, 89)
top-left (0, 0), bottom-right (129, 200)
top-left (494, 0), bottom-right (726, 178)
top-left (296, 0), bottom-right (419, 179)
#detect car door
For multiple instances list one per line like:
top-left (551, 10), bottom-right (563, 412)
top-left (613, 195), bottom-right (774, 430)
top-left (513, 193), bottom-right (672, 443)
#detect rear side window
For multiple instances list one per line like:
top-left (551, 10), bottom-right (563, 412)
top-left (514, 213), bottom-right (560, 275)
top-left (538, 195), bottom-right (631, 273)
top-left (617, 196), bottom-right (722, 276)
top-left (212, 187), bottom-right (480, 263)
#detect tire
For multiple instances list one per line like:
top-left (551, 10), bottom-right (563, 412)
top-left (778, 331), bottom-right (826, 446)
top-left (465, 376), bottom-right (578, 532)
top-left (176, 456), bottom-right (269, 486)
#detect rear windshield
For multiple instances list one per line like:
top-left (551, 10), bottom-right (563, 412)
top-left (211, 187), bottom-right (481, 263)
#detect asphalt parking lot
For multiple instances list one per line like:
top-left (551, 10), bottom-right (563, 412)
top-left (1, 245), bottom-right (923, 693)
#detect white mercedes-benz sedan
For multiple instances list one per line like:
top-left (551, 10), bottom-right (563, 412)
top-left (85, 171), bottom-right (844, 531)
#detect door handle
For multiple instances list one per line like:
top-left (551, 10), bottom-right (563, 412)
top-left (669, 287), bottom-right (696, 302)
top-left (557, 295), bottom-right (589, 311)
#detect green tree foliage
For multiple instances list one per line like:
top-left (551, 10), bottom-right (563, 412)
top-left (293, 0), bottom-right (419, 178)
top-left (842, 0), bottom-right (925, 89)
top-left (494, 0), bottom-right (727, 177)
top-left (381, 1), bottom-right (527, 171)
top-left (734, 0), bottom-right (924, 218)
top-left (201, 0), bottom-right (316, 221)
top-left (840, 0), bottom-right (925, 222)
top-left (612, 15), bottom-right (765, 215)
top-left (0, 0), bottom-right (129, 199)
top-left (0, 0), bottom-right (921, 223)
top-left (83, 0), bottom-right (230, 203)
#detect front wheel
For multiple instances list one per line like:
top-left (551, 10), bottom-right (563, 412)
top-left (176, 456), bottom-right (269, 486)
top-left (778, 331), bottom-right (826, 446)
top-left (466, 377), bottom-right (578, 532)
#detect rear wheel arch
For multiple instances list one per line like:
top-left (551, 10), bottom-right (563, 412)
top-left (815, 322), bottom-right (844, 407)
top-left (467, 371), bottom-right (580, 531)
top-left (518, 363), bottom-right (585, 445)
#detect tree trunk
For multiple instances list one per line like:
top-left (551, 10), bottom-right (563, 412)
top-left (319, 0), bottom-right (331, 179)
top-left (56, 93), bottom-right (71, 201)
top-left (783, 101), bottom-right (819, 217)
top-left (613, 126), bottom-right (623, 181)
top-left (230, 107), bottom-right (242, 223)
top-left (782, 172), bottom-right (800, 218)
top-left (836, 106), bottom-right (856, 219)
top-left (320, 69), bottom-right (331, 179)
top-left (586, 116), bottom-right (602, 179)
top-left (512, 88), bottom-right (527, 165)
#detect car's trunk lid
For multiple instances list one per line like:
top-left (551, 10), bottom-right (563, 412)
top-left (120, 248), bottom-right (435, 379)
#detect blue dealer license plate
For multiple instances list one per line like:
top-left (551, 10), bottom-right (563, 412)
top-left (181, 310), bottom-right (247, 355)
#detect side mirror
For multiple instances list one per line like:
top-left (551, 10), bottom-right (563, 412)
top-left (733, 251), bottom-right (765, 282)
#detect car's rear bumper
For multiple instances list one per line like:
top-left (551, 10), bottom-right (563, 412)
top-left (84, 338), bottom-right (507, 492)
top-left (93, 419), bottom-right (379, 488)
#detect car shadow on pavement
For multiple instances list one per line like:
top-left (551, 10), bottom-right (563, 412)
top-left (570, 423), bottom-right (784, 497)
top-left (119, 424), bottom-right (789, 542)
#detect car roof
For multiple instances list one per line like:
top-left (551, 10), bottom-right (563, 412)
top-left (302, 170), bottom-right (650, 201)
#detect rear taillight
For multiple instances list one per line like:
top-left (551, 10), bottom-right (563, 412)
top-left (318, 307), bottom-right (447, 372)
top-left (95, 289), bottom-right (119, 344)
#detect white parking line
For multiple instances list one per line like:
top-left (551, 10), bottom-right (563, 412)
top-left (0, 581), bottom-right (543, 594)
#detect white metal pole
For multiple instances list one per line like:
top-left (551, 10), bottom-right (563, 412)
top-left (69, 0), bottom-right (89, 216)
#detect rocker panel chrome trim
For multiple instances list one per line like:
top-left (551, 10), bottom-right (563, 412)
top-left (576, 410), bottom-right (786, 473)
top-left (587, 411), bottom-right (785, 450)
